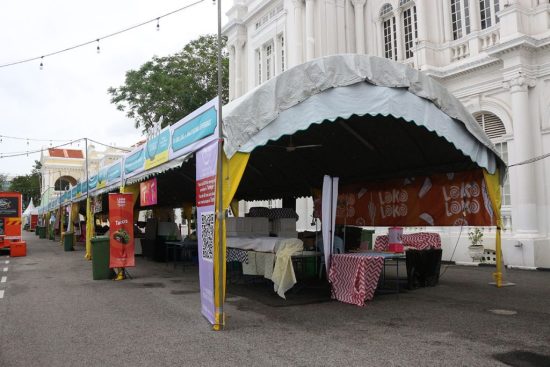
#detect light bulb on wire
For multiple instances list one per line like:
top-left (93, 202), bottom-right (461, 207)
top-left (40, 56), bottom-right (44, 70)
top-left (96, 39), bottom-right (100, 54)
top-left (156, 18), bottom-right (160, 31)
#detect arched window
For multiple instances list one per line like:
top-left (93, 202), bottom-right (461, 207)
top-left (400, 0), bottom-right (418, 59)
top-left (479, 0), bottom-right (500, 29)
top-left (380, 4), bottom-right (397, 61)
top-left (450, 0), bottom-right (471, 40)
top-left (475, 112), bottom-right (510, 206)
top-left (54, 175), bottom-right (77, 191)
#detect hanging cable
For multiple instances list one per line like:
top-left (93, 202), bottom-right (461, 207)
top-left (0, 134), bottom-right (78, 142)
top-left (87, 139), bottom-right (132, 152)
top-left (0, 0), bottom-right (206, 69)
top-left (507, 152), bottom-right (550, 168)
top-left (0, 138), bottom-right (85, 159)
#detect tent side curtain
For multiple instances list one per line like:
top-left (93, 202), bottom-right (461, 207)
top-left (213, 151), bottom-right (250, 327)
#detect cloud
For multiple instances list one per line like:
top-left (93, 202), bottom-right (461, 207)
top-left (0, 0), bottom-right (228, 176)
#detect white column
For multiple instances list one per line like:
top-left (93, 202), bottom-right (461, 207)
top-left (375, 20), bottom-right (383, 57)
top-left (327, 0), bottom-right (338, 54)
top-left (292, 0), bottom-right (304, 66)
top-left (505, 76), bottom-right (538, 234)
top-left (469, 0), bottom-right (480, 32)
top-left (415, 0), bottom-right (427, 41)
top-left (228, 44), bottom-right (235, 101)
top-left (395, 9), bottom-right (403, 60)
top-left (234, 38), bottom-right (245, 98)
top-left (441, 0), bottom-right (453, 42)
top-left (305, 0), bottom-right (316, 60)
top-left (336, 0), bottom-right (346, 53)
top-left (351, 0), bottom-right (366, 54)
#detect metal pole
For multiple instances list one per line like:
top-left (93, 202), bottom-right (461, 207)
top-left (215, 0), bottom-right (225, 331)
top-left (85, 138), bottom-right (92, 260)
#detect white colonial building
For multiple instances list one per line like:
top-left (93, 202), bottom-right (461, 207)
top-left (223, 0), bottom-right (550, 268)
top-left (39, 144), bottom-right (128, 206)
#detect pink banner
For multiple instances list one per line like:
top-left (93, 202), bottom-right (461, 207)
top-left (140, 178), bottom-right (158, 206)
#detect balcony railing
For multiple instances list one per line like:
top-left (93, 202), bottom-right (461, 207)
top-left (451, 41), bottom-right (470, 61)
top-left (479, 29), bottom-right (500, 50)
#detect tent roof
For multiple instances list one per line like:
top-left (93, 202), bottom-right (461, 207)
top-left (223, 54), bottom-right (505, 176)
top-left (221, 54), bottom-right (506, 201)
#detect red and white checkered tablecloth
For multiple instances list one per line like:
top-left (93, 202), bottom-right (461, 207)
top-left (374, 232), bottom-right (442, 252)
top-left (328, 254), bottom-right (384, 306)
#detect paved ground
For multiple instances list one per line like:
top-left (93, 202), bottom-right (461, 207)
top-left (0, 232), bottom-right (549, 367)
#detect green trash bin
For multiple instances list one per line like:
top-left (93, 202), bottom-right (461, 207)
top-left (49, 228), bottom-right (56, 241)
top-left (39, 226), bottom-right (46, 239)
top-left (361, 229), bottom-right (375, 250)
top-left (91, 236), bottom-right (114, 280)
top-left (63, 232), bottom-right (74, 251)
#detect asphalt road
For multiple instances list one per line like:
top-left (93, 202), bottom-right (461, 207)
top-left (1, 232), bottom-right (549, 367)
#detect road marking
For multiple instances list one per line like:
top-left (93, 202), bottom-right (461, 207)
top-left (1, 276), bottom-right (5, 283)
top-left (2, 268), bottom-right (7, 272)
top-left (0, 290), bottom-right (4, 299)
top-left (5, 260), bottom-right (9, 264)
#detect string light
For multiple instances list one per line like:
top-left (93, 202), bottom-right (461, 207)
top-left (96, 39), bottom-right (100, 54)
top-left (0, 0), bottom-right (206, 69)
top-left (0, 137), bottom-right (130, 158)
top-left (0, 134), bottom-right (77, 142)
top-left (156, 18), bottom-right (160, 31)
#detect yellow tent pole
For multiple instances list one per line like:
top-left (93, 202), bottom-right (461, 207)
top-left (483, 169), bottom-right (504, 287)
top-left (85, 197), bottom-right (93, 260)
top-left (213, 151), bottom-right (250, 330)
top-left (59, 206), bottom-right (64, 245)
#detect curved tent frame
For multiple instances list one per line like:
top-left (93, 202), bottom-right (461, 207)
top-left (223, 54), bottom-right (506, 177)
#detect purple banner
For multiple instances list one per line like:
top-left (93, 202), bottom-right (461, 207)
top-left (196, 141), bottom-right (219, 324)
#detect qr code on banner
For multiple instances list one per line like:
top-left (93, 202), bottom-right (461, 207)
top-left (201, 212), bottom-right (215, 260)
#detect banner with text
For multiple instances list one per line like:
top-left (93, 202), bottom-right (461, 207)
top-left (316, 170), bottom-right (495, 227)
top-left (196, 141), bottom-right (218, 325)
top-left (108, 193), bottom-right (135, 268)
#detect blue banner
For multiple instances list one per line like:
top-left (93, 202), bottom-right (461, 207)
top-left (172, 107), bottom-right (217, 153)
top-left (107, 162), bottom-right (122, 184)
top-left (124, 147), bottom-right (145, 174)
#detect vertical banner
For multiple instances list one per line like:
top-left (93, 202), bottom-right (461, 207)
top-left (196, 141), bottom-right (219, 325)
top-left (108, 193), bottom-right (135, 268)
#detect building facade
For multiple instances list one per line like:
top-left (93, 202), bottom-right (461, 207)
top-left (39, 145), bottom-right (128, 207)
top-left (224, 0), bottom-right (550, 267)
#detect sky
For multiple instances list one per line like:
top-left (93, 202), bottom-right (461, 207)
top-left (0, 0), bottom-right (230, 176)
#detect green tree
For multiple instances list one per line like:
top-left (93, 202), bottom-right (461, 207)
top-left (108, 34), bottom-right (229, 133)
top-left (0, 173), bottom-right (8, 191)
top-left (9, 160), bottom-right (41, 207)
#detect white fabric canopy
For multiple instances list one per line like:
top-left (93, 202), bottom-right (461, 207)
top-left (223, 54), bottom-right (505, 175)
top-left (23, 198), bottom-right (37, 216)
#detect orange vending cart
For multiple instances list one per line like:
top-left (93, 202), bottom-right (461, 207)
top-left (0, 192), bottom-right (23, 251)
